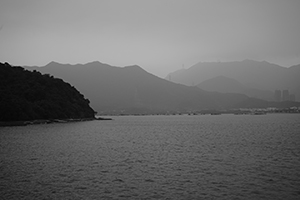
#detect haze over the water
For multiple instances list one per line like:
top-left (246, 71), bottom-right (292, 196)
top-left (1, 0), bottom-right (300, 77)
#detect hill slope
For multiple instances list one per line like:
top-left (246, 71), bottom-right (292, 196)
top-left (0, 62), bottom-right (95, 121)
top-left (197, 76), bottom-right (274, 101)
top-left (26, 62), bottom-right (219, 113)
top-left (166, 60), bottom-right (300, 101)
top-left (25, 61), bottom-right (299, 114)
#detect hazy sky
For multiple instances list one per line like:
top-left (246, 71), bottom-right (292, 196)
top-left (1, 0), bottom-right (300, 77)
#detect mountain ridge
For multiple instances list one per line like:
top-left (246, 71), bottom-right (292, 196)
top-left (166, 60), bottom-right (300, 101)
top-left (25, 62), bottom-right (216, 113)
top-left (197, 75), bottom-right (274, 101)
top-left (24, 61), bottom-right (300, 114)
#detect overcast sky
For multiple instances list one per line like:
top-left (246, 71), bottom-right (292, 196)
top-left (1, 0), bottom-right (300, 77)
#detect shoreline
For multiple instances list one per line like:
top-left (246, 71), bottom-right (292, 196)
top-left (0, 116), bottom-right (112, 127)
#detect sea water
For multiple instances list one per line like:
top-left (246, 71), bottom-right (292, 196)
top-left (1, 114), bottom-right (300, 199)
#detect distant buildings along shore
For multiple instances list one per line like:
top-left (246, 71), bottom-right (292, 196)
top-left (274, 89), bottom-right (296, 102)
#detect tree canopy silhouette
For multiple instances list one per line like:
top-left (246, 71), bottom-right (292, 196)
top-left (0, 62), bottom-right (95, 121)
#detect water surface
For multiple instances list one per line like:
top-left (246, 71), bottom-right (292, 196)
top-left (1, 114), bottom-right (300, 199)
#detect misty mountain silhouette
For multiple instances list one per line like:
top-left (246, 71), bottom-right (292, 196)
top-left (25, 61), bottom-right (299, 114)
top-left (198, 75), bottom-right (244, 91)
top-left (26, 62), bottom-right (218, 113)
top-left (167, 60), bottom-right (300, 101)
top-left (197, 75), bottom-right (274, 101)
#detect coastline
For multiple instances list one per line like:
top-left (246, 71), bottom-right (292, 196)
top-left (0, 117), bottom-right (112, 127)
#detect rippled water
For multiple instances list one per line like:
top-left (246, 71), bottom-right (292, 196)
top-left (1, 114), bottom-right (300, 199)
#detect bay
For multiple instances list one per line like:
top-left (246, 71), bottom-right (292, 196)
top-left (1, 114), bottom-right (300, 199)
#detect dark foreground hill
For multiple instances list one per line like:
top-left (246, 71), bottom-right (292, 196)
top-left (0, 62), bottom-right (95, 121)
top-left (25, 61), bottom-right (300, 114)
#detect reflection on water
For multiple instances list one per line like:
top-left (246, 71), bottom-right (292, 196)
top-left (1, 114), bottom-right (300, 199)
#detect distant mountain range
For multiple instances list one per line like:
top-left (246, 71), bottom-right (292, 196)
top-left (197, 75), bottom-right (274, 101)
top-left (25, 61), bottom-right (300, 114)
top-left (166, 60), bottom-right (300, 101)
top-left (25, 61), bottom-right (214, 113)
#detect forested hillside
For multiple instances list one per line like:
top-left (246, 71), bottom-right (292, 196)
top-left (0, 62), bottom-right (95, 121)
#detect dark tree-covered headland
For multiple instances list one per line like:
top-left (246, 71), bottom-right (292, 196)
top-left (0, 62), bottom-right (95, 122)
